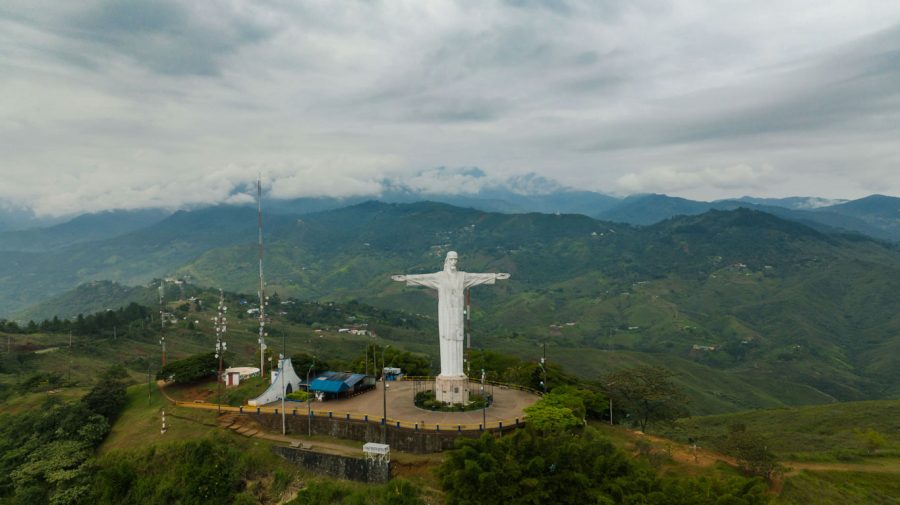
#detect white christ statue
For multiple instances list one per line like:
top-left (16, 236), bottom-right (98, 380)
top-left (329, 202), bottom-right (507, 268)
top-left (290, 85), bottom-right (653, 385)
top-left (392, 251), bottom-right (509, 403)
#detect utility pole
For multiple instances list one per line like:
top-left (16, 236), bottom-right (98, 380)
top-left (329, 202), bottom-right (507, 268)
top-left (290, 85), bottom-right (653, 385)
top-left (67, 331), bottom-right (73, 383)
top-left (281, 328), bottom-right (286, 435)
top-left (382, 344), bottom-right (390, 444)
top-left (481, 368), bottom-right (486, 430)
top-left (540, 342), bottom-right (547, 394)
top-left (159, 281), bottom-right (166, 366)
top-left (306, 360), bottom-right (315, 437)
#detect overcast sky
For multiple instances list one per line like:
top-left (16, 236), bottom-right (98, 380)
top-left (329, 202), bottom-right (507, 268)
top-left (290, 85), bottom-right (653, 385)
top-left (2, 0), bottom-right (899, 216)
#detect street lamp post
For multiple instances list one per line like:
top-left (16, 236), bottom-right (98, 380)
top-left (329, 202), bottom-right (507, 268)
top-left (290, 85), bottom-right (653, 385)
top-left (539, 342), bottom-right (547, 394)
top-left (381, 344), bottom-right (390, 444)
top-left (481, 368), bottom-right (486, 430)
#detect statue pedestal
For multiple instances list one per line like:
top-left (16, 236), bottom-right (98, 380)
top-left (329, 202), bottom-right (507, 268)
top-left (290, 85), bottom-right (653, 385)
top-left (435, 375), bottom-right (469, 404)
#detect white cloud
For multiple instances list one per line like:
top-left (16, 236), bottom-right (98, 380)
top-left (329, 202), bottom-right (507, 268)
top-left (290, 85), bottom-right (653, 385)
top-left (616, 164), bottom-right (786, 195)
top-left (1, 0), bottom-right (899, 215)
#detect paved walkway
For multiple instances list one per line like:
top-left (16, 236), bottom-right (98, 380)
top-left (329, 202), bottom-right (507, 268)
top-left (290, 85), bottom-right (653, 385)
top-left (272, 380), bottom-right (539, 428)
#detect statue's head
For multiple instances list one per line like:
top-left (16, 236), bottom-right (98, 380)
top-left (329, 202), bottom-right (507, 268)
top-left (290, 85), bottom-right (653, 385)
top-left (444, 251), bottom-right (458, 272)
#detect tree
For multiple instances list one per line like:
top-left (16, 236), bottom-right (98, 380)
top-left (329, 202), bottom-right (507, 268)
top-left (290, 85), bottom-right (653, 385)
top-left (603, 366), bottom-right (689, 432)
top-left (523, 401), bottom-right (582, 433)
top-left (156, 353), bottom-right (223, 384)
top-left (856, 428), bottom-right (887, 454)
top-left (81, 372), bottom-right (127, 422)
top-left (718, 424), bottom-right (780, 480)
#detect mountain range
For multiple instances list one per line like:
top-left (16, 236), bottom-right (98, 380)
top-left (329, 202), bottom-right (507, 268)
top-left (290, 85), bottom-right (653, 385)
top-left (1, 198), bottom-right (898, 415)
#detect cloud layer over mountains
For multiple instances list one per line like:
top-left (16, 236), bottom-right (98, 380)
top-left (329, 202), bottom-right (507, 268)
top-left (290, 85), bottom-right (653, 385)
top-left (2, 0), bottom-right (899, 216)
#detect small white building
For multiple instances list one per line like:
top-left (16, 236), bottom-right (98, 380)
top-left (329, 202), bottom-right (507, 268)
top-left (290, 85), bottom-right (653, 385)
top-left (223, 367), bottom-right (260, 388)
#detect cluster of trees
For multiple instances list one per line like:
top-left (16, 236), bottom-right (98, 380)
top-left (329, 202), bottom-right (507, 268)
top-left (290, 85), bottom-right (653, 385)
top-left (441, 427), bottom-right (769, 505)
top-left (603, 366), bottom-right (690, 432)
top-left (715, 424), bottom-right (781, 480)
top-left (523, 385), bottom-right (608, 432)
top-left (0, 366), bottom-right (127, 504)
top-left (156, 353), bottom-right (224, 384)
top-left (0, 302), bottom-right (152, 337)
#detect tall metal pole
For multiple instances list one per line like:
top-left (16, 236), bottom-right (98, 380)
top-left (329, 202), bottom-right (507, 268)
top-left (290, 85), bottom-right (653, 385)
top-left (481, 368), bottom-right (486, 429)
top-left (540, 342), bottom-right (547, 394)
top-left (281, 329), bottom-right (286, 435)
top-left (68, 331), bottom-right (72, 383)
top-left (159, 282), bottom-right (166, 367)
top-left (257, 175), bottom-right (268, 377)
top-left (382, 344), bottom-right (390, 444)
top-left (214, 290), bottom-right (228, 415)
top-left (306, 361), bottom-right (315, 437)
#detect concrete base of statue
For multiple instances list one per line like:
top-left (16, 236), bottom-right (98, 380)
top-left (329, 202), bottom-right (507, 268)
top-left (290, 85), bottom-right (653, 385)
top-left (435, 375), bottom-right (469, 404)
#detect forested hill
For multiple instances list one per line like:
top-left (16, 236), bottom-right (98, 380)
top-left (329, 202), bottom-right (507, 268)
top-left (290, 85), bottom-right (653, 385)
top-left (3, 202), bottom-right (899, 412)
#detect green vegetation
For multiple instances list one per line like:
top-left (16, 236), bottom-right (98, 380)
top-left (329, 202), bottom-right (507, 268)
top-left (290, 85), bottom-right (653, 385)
top-left (285, 390), bottom-right (309, 402)
top-left (287, 479), bottom-right (424, 505)
top-left (775, 470), bottom-right (900, 505)
top-left (92, 434), bottom-right (297, 505)
top-left (5, 204), bottom-right (900, 416)
top-left (414, 390), bottom-right (488, 412)
top-left (157, 353), bottom-right (224, 384)
top-left (440, 428), bottom-right (768, 505)
top-left (659, 399), bottom-right (900, 460)
top-left (0, 366), bottom-right (127, 504)
top-left (603, 366), bottom-right (689, 432)
top-left (717, 424), bottom-right (780, 480)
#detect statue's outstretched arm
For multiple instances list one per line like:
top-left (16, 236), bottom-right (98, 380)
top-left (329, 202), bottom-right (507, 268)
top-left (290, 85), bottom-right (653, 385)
top-left (392, 273), bottom-right (441, 289)
top-left (464, 272), bottom-right (510, 288)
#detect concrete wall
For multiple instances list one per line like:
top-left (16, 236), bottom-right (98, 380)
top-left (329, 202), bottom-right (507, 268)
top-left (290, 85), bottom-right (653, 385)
top-left (273, 446), bottom-right (390, 483)
top-left (249, 412), bottom-right (520, 453)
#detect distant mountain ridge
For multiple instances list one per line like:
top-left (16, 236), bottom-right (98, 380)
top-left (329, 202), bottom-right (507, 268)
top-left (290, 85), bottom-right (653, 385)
top-left (6, 201), bottom-right (898, 416)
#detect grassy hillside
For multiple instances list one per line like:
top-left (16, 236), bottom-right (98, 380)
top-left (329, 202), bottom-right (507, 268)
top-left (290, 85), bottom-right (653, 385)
top-left (5, 203), bottom-right (899, 415)
top-left (660, 399), bottom-right (900, 460)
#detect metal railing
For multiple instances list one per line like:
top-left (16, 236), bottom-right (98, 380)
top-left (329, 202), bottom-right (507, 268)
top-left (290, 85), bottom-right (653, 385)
top-left (402, 376), bottom-right (543, 396)
top-left (172, 400), bottom-right (529, 433)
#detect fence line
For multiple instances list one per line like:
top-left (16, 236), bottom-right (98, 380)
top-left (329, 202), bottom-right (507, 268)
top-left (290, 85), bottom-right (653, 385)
top-left (401, 376), bottom-right (543, 396)
top-left (172, 401), bottom-right (529, 433)
top-left (166, 377), bottom-right (538, 433)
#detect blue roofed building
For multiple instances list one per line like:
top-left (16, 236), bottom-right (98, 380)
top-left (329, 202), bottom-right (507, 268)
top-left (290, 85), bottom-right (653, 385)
top-left (308, 371), bottom-right (375, 399)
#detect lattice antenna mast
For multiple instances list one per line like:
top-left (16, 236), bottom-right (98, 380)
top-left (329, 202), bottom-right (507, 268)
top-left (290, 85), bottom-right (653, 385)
top-left (257, 175), bottom-right (268, 376)
top-left (158, 282), bottom-right (166, 367)
top-left (214, 289), bottom-right (228, 414)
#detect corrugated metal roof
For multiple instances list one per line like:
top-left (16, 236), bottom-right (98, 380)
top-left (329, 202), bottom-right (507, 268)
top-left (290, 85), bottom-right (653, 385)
top-left (309, 378), bottom-right (347, 393)
top-left (308, 371), bottom-right (370, 393)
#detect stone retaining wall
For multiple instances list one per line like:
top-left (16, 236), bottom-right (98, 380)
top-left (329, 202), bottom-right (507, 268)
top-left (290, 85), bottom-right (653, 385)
top-left (250, 412), bottom-right (518, 453)
top-left (273, 446), bottom-right (390, 483)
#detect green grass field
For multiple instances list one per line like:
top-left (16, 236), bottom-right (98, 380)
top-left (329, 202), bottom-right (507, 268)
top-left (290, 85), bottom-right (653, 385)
top-left (659, 399), bottom-right (900, 460)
